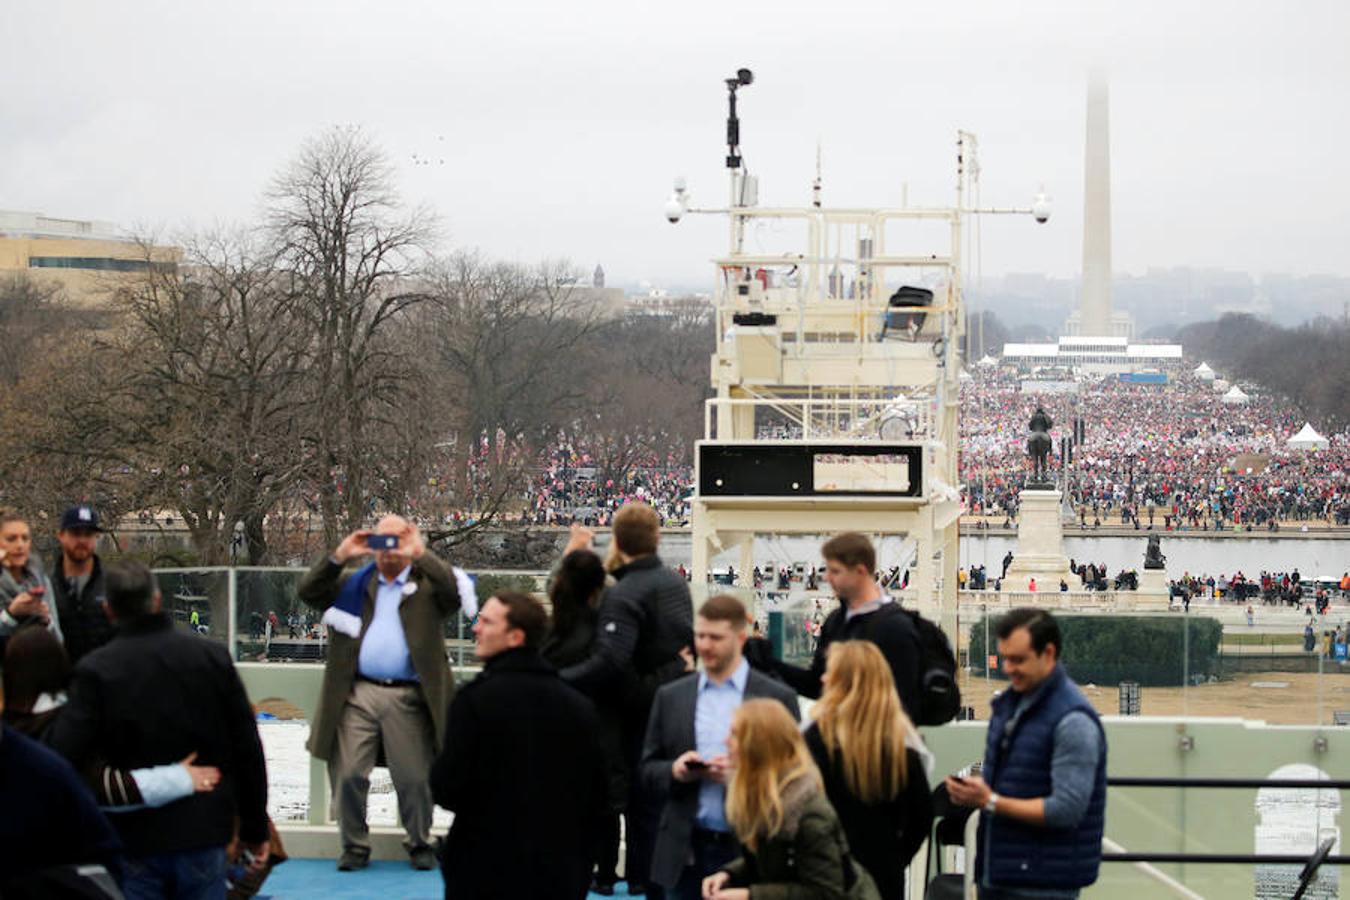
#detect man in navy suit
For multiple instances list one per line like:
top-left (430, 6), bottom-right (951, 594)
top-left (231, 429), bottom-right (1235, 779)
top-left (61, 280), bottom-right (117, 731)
top-left (640, 594), bottom-right (800, 900)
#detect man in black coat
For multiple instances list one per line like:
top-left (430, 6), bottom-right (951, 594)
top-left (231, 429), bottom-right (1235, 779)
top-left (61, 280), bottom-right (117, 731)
top-left (771, 532), bottom-right (923, 720)
top-left (560, 505), bottom-right (693, 708)
top-left (47, 561), bottom-right (270, 898)
top-left (431, 591), bottom-right (607, 900)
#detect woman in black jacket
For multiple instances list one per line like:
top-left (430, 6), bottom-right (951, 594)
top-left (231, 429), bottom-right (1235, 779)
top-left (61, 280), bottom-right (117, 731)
top-left (540, 548), bottom-right (627, 894)
top-left (540, 549), bottom-right (607, 669)
top-left (804, 641), bottom-right (933, 900)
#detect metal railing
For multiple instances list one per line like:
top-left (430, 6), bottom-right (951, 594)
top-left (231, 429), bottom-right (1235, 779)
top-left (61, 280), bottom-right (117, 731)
top-left (702, 395), bottom-right (934, 442)
top-left (1100, 776), bottom-right (1348, 900)
top-left (151, 565), bottom-right (546, 666)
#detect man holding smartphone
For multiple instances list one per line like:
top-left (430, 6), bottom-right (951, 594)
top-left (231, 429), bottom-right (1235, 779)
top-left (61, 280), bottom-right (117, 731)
top-left (299, 515), bottom-right (472, 872)
top-left (944, 609), bottom-right (1106, 899)
top-left (640, 595), bottom-right (799, 899)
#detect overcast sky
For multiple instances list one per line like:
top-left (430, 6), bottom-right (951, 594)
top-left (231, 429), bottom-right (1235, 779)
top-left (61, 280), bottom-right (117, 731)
top-left (4, 0), bottom-right (1348, 288)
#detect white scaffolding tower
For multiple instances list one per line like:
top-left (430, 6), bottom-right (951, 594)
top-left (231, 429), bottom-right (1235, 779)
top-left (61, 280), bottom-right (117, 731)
top-left (667, 72), bottom-right (1047, 646)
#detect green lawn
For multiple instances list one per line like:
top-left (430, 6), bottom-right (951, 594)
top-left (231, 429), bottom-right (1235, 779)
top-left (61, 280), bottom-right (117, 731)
top-left (1223, 632), bottom-right (1306, 647)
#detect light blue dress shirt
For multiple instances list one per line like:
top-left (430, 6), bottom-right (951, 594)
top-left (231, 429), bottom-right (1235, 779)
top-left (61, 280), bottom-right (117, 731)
top-left (695, 657), bottom-right (749, 832)
top-left (357, 566), bottom-right (419, 681)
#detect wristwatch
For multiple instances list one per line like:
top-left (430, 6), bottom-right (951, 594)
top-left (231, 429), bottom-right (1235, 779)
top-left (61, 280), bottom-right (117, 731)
top-left (984, 792), bottom-right (1000, 815)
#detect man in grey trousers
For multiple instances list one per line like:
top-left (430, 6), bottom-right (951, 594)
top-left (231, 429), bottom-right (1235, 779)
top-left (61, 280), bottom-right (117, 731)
top-left (299, 515), bottom-right (471, 871)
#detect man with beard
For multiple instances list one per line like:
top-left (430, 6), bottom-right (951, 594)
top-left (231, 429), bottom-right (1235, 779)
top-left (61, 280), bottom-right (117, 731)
top-left (49, 506), bottom-right (116, 665)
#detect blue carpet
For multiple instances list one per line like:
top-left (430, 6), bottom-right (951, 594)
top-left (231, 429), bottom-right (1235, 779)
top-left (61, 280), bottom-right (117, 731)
top-left (262, 859), bottom-right (642, 899)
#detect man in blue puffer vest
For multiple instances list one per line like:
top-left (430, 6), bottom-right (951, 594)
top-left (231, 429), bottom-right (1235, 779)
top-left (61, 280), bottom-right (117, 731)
top-left (945, 608), bottom-right (1106, 899)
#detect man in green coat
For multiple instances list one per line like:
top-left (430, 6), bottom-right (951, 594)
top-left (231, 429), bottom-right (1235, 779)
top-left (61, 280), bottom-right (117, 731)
top-left (299, 515), bottom-right (470, 871)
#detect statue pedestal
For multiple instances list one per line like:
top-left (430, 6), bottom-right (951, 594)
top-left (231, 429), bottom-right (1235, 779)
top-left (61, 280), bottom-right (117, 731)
top-left (1006, 489), bottom-right (1076, 592)
top-left (1136, 568), bottom-right (1172, 609)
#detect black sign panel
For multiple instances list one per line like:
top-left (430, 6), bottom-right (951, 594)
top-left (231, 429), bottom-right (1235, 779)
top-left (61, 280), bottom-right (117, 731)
top-left (697, 443), bottom-right (923, 498)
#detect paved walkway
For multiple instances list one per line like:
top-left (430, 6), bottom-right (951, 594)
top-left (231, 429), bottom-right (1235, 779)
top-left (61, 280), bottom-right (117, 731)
top-left (263, 859), bottom-right (642, 899)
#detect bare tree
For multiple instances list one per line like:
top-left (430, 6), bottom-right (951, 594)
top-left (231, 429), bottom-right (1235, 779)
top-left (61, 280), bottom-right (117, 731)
top-left (426, 252), bottom-right (610, 446)
top-left (0, 273), bottom-right (133, 521)
top-left (0, 332), bottom-right (134, 526)
top-left (0, 275), bottom-right (67, 388)
top-left (621, 296), bottom-right (714, 390)
top-left (93, 232), bottom-right (315, 564)
top-left (267, 126), bottom-right (436, 544)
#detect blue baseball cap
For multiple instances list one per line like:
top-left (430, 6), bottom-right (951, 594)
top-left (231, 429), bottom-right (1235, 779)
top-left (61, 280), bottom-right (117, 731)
top-left (59, 505), bottom-right (103, 532)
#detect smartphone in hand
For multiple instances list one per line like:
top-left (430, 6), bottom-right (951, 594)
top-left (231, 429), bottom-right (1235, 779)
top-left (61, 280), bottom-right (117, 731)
top-left (366, 535), bottom-right (400, 551)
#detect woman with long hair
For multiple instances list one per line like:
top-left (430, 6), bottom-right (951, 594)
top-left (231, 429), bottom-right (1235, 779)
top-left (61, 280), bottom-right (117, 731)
top-left (0, 511), bottom-right (61, 660)
top-left (0, 622), bottom-right (72, 737)
top-left (702, 699), bottom-right (879, 900)
top-left (805, 641), bottom-right (933, 900)
top-left (540, 549), bottom-right (607, 669)
top-left (540, 544), bottom-right (627, 895)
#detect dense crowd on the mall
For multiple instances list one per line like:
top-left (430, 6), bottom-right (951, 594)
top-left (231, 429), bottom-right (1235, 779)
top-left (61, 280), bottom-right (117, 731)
top-left (476, 367), bottom-right (1348, 534)
top-left (960, 368), bottom-right (1349, 530)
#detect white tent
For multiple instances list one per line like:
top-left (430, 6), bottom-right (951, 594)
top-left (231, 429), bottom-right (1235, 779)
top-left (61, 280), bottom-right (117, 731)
top-left (1194, 362), bottom-right (1216, 382)
top-left (1221, 385), bottom-right (1249, 404)
top-left (978, 355), bottom-right (998, 367)
top-left (959, 369), bottom-right (974, 382)
top-left (1287, 423), bottom-right (1330, 450)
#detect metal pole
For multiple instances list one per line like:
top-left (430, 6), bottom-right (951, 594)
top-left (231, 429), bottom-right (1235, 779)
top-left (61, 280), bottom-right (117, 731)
top-left (1183, 601), bottom-right (1190, 718)
top-left (984, 603), bottom-right (990, 699)
top-left (227, 568), bottom-right (238, 660)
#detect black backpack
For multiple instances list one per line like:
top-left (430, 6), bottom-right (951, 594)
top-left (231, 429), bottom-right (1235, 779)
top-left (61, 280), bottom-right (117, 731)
top-left (863, 603), bottom-right (961, 726)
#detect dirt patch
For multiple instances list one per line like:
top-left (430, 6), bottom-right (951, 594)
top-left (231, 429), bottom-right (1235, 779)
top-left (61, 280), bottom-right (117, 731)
top-left (255, 697), bottom-right (306, 720)
top-left (958, 669), bottom-right (1350, 725)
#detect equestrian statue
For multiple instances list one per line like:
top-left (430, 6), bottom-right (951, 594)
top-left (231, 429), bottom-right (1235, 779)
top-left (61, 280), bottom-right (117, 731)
top-left (1026, 406), bottom-right (1055, 487)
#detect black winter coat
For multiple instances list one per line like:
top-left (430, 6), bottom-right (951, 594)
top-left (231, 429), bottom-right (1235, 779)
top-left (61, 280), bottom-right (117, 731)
top-left (542, 610), bottom-right (628, 810)
top-left (431, 647), bottom-right (607, 900)
top-left (50, 553), bottom-right (116, 665)
top-left (540, 606), bottom-right (598, 670)
top-left (45, 613), bottom-right (268, 856)
top-left (773, 600), bottom-right (922, 721)
top-left (804, 725), bottom-right (933, 900)
top-left (560, 555), bottom-right (694, 716)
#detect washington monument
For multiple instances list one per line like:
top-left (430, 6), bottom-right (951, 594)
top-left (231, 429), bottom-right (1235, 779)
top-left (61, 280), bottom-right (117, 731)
top-left (1080, 72), bottom-right (1113, 337)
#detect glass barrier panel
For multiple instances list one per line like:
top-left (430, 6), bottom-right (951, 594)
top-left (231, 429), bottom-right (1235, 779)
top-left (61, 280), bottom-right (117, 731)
top-left (153, 569), bottom-right (229, 646)
top-left (920, 719), bottom-right (1348, 899)
top-left (235, 569), bottom-right (311, 663)
top-left (221, 566), bottom-right (514, 665)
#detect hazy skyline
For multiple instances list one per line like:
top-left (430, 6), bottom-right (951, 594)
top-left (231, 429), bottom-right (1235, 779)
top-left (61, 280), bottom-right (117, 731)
top-left (4, 0), bottom-right (1348, 290)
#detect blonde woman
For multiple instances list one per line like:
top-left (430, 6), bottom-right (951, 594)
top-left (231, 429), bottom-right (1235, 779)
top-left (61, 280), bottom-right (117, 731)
top-left (805, 641), bottom-right (933, 900)
top-left (701, 699), bottom-right (878, 900)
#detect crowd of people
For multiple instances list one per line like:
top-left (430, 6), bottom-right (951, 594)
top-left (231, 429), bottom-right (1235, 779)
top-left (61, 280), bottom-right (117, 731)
top-left (519, 436), bottom-right (693, 527)
top-left (438, 365), bottom-right (1350, 536)
top-left (961, 369), bottom-right (1349, 530)
top-left (1, 501), bottom-right (1112, 900)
